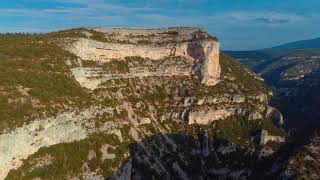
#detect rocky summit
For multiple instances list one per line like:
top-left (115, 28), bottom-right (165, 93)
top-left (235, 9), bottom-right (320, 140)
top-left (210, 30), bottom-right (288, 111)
top-left (0, 28), bottom-right (286, 179)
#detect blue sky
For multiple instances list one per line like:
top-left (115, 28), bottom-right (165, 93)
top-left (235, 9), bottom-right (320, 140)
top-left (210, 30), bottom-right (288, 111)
top-left (0, 0), bottom-right (319, 50)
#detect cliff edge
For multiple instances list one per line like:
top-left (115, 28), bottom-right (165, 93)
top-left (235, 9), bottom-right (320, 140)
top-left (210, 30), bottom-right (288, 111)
top-left (66, 27), bottom-right (220, 87)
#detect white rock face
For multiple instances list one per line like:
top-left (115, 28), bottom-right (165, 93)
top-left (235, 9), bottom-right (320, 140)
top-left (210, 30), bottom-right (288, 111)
top-left (0, 112), bottom-right (87, 179)
top-left (70, 68), bottom-right (102, 90)
top-left (68, 38), bottom-right (193, 61)
top-left (201, 40), bottom-right (220, 86)
top-left (100, 144), bottom-right (116, 161)
top-left (0, 106), bottom-right (118, 180)
top-left (188, 109), bottom-right (233, 125)
top-left (66, 28), bottom-right (220, 87)
top-left (70, 66), bottom-right (192, 90)
top-left (187, 106), bottom-right (275, 125)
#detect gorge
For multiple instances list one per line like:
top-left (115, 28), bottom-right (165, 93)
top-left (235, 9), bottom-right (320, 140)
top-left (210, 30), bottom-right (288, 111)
top-left (0, 28), bottom-right (287, 179)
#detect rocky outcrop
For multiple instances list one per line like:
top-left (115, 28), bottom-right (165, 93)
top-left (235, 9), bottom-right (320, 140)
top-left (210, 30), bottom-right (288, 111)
top-left (186, 104), bottom-right (281, 125)
top-left (188, 109), bottom-right (233, 125)
top-left (259, 130), bottom-right (285, 145)
top-left (66, 28), bottom-right (220, 87)
top-left (93, 27), bottom-right (210, 44)
top-left (265, 106), bottom-right (284, 126)
top-left (187, 107), bottom-right (263, 125)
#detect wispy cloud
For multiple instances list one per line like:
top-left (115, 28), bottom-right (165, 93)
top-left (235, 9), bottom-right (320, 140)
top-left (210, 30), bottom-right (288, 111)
top-left (225, 11), bottom-right (305, 25)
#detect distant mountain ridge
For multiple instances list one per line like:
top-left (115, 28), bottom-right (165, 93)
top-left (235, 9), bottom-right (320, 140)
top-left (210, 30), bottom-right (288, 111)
top-left (267, 37), bottom-right (320, 51)
top-left (224, 37), bottom-right (320, 72)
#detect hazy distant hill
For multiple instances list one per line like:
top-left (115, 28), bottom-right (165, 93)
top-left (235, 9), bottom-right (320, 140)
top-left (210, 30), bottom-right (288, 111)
top-left (225, 37), bottom-right (320, 70)
top-left (225, 38), bottom-right (320, 137)
top-left (268, 37), bottom-right (320, 51)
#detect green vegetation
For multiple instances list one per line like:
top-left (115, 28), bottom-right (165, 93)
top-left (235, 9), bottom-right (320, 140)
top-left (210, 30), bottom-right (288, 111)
top-left (143, 86), bottom-right (167, 103)
top-left (39, 28), bottom-right (111, 43)
top-left (103, 60), bottom-right (130, 73)
top-left (82, 59), bottom-right (130, 73)
top-left (0, 33), bottom-right (92, 132)
top-left (220, 53), bottom-right (269, 94)
top-left (211, 116), bottom-right (285, 147)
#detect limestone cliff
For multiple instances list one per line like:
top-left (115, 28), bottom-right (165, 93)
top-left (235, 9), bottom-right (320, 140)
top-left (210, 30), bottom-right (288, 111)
top-left (66, 28), bottom-right (220, 87)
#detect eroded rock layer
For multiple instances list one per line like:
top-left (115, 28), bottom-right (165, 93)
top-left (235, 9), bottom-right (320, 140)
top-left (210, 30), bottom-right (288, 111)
top-left (66, 28), bottom-right (220, 87)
